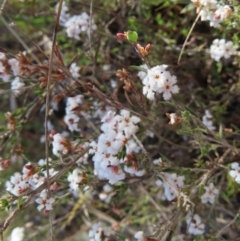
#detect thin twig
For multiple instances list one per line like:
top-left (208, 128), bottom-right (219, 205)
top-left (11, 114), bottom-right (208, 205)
top-left (0, 0), bottom-right (7, 14)
top-left (0, 16), bottom-right (40, 64)
top-left (216, 209), bottom-right (240, 237)
top-left (44, 0), bottom-right (63, 239)
top-left (177, 10), bottom-right (201, 65)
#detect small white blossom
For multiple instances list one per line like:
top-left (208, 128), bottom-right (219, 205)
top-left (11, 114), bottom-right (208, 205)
top-left (156, 173), bottom-right (185, 201)
top-left (141, 65), bottom-right (179, 100)
top-left (202, 110), bottom-right (216, 131)
top-left (8, 58), bottom-right (20, 76)
top-left (6, 172), bottom-right (29, 196)
top-left (99, 184), bottom-right (114, 203)
top-left (187, 213), bottom-right (205, 235)
top-left (0, 61), bottom-right (10, 82)
top-left (201, 183), bottom-right (219, 204)
top-left (64, 13), bottom-right (97, 40)
top-left (214, 5), bottom-right (232, 21)
top-left (134, 231), bottom-right (144, 241)
top-left (68, 169), bottom-right (84, 194)
top-left (35, 189), bottom-right (55, 211)
top-left (11, 77), bottom-right (25, 96)
top-left (70, 62), bottom-right (80, 78)
top-left (64, 112), bottom-right (80, 132)
top-left (52, 133), bottom-right (70, 157)
top-left (210, 39), bottom-right (237, 61)
top-left (153, 158), bottom-right (162, 165)
top-left (89, 222), bottom-right (110, 241)
top-left (229, 162), bottom-right (240, 184)
top-left (10, 227), bottom-right (25, 241)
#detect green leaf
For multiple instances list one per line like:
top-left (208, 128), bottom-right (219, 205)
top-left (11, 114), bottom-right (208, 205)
top-left (183, 105), bottom-right (198, 117)
top-left (177, 129), bottom-right (192, 136)
top-left (160, 101), bottom-right (175, 107)
top-left (0, 199), bottom-right (9, 211)
top-left (129, 65), bottom-right (147, 73)
top-left (126, 31), bottom-right (138, 43)
top-left (12, 108), bottom-right (24, 117)
top-left (198, 183), bottom-right (205, 196)
top-left (181, 168), bottom-right (191, 176)
top-left (17, 197), bottom-right (26, 209)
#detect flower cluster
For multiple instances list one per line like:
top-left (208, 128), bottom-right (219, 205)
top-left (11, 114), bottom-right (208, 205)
top-left (138, 65), bottom-right (179, 100)
top-left (89, 110), bottom-right (141, 184)
top-left (186, 213), bottom-right (205, 235)
top-left (191, 0), bottom-right (232, 28)
top-left (156, 173), bottom-right (185, 201)
top-left (57, 1), bottom-right (97, 40)
top-left (5, 162), bottom-right (56, 212)
top-left (210, 39), bottom-right (238, 62)
top-left (229, 162), bottom-right (240, 184)
top-left (0, 53), bottom-right (25, 96)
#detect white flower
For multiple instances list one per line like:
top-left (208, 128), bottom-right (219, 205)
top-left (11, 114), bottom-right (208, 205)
top-left (66, 95), bottom-right (84, 113)
top-left (28, 174), bottom-right (44, 190)
top-left (38, 158), bottom-right (52, 166)
top-left (214, 5), bottom-right (232, 21)
top-left (10, 227), bottom-right (25, 241)
top-left (70, 62), bottom-right (80, 78)
top-left (11, 77), bottom-right (25, 96)
top-left (210, 39), bottom-right (237, 61)
top-left (99, 184), bottom-right (113, 203)
top-left (68, 169), bottom-right (84, 193)
top-left (64, 112), bottom-right (80, 132)
top-left (229, 162), bottom-right (240, 183)
top-left (64, 13), bottom-right (97, 40)
top-left (157, 72), bottom-right (179, 100)
top-left (202, 110), bottom-right (216, 131)
top-left (134, 231), bottom-right (144, 241)
top-left (156, 173), bottom-right (185, 201)
top-left (187, 214), bottom-right (205, 235)
top-left (142, 65), bottom-right (179, 100)
top-left (6, 172), bottom-right (29, 196)
top-left (52, 133), bottom-right (70, 156)
top-left (0, 61), bottom-right (10, 82)
top-left (35, 189), bottom-right (55, 211)
top-left (153, 158), bottom-right (162, 165)
top-left (201, 183), bottom-right (219, 204)
top-left (89, 222), bottom-right (110, 241)
top-left (8, 58), bottom-right (20, 76)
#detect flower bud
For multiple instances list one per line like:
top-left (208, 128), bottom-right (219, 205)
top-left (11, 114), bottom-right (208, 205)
top-left (116, 33), bottom-right (127, 39)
